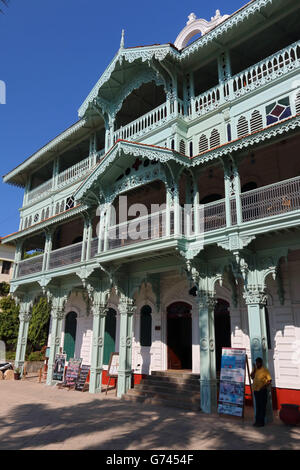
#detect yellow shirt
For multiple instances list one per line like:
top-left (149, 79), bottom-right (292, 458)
top-left (252, 366), bottom-right (272, 392)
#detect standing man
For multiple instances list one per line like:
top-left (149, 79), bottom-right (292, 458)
top-left (251, 357), bottom-right (272, 427)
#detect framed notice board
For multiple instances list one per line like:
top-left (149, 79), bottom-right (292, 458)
top-left (65, 358), bottom-right (82, 388)
top-left (53, 353), bottom-right (66, 382)
top-left (75, 365), bottom-right (90, 392)
top-left (218, 348), bottom-right (247, 417)
top-left (108, 352), bottom-right (119, 377)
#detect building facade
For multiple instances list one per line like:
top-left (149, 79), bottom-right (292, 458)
top-left (0, 239), bottom-right (15, 285)
top-left (2, 0), bottom-right (300, 413)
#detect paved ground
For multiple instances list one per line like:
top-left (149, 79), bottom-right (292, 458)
top-left (0, 378), bottom-right (299, 450)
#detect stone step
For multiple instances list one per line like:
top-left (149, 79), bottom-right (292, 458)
top-left (142, 376), bottom-right (200, 388)
top-left (134, 382), bottom-right (200, 395)
top-left (151, 371), bottom-right (200, 380)
top-left (123, 389), bottom-right (200, 411)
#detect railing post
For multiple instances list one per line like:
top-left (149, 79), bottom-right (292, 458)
top-left (104, 204), bottom-right (112, 252)
top-left (43, 229), bottom-right (53, 272)
top-left (166, 189), bottom-right (172, 237)
top-left (12, 240), bottom-right (23, 280)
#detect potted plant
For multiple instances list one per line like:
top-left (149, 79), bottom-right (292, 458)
top-left (14, 368), bottom-right (21, 380)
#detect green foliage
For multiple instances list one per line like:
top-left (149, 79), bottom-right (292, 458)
top-left (27, 350), bottom-right (44, 361)
top-left (0, 296), bottom-right (20, 350)
top-left (28, 297), bottom-right (50, 352)
top-left (23, 250), bottom-right (44, 259)
top-left (0, 282), bottom-right (10, 297)
top-left (5, 350), bottom-right (15, 360)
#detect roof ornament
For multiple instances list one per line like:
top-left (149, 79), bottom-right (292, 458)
top-left (120, 29), bottom-right (125, 50)
top-left (174, 9), bottom-right (230, 51)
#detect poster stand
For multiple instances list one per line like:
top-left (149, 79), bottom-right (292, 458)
top-left (106, 353), bottom-right (119, 395)
top-left (218, 347), bottom-right (248, 418)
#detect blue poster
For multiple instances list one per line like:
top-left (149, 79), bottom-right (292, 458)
top-left (218, 348), bottom-right (246, 417)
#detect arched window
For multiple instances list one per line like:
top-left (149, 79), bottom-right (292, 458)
top-left (199, 134), bottom-right (209, 153)
top-left (210, 129), bottom-right (220, 149)
top-left (64, 312), bottom-right (77, 361)
top-left (103, 308), bottom-right (117, 365)
top-left (237, 116), bottom-right (249, 138)
top-left (140, 305), bottom-right (152, 347)
top-left (250, 110), bottom-right (263, 133)
top-left (179, 139), bottom-right (186, 155)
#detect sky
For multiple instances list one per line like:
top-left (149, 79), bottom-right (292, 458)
top-left (0, 0), bottom-right (246, 236)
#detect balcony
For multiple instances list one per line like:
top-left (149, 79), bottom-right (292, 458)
top-left (111, 41), bottom-right (300, 149)
top-left (25, 151), bottom-right (104, 205)
top-left (14, 174), bottom-right (300, 279)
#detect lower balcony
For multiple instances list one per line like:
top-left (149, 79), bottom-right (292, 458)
top-left (15, 175), bottom-right (300, 279)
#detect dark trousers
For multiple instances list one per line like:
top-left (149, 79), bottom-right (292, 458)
top-left (254, 388), bottom-right (267, 425)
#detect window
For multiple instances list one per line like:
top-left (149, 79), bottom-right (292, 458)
top-left (140, 305), bottom-right (152, 347)
top-left (103, 309), bottom-right (117, 365)
top-left (237, 116), bottom-right (249, 138)
top-left (199, 134), bottom-right (208, 153)
top-left (210, 129), bottom-right (220, 149)
top-left (1, 261), bottom-right (11, 275)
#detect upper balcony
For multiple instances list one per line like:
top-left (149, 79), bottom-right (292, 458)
top-left (24, 150), bottom-right (105, 206)
top-left (110, 41), bottom-right (300, 150)
top-left (13, 172), bottom-right (300, 281)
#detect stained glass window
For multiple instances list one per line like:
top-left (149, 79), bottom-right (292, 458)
top-left (266, 97), bottom-right (291, 126)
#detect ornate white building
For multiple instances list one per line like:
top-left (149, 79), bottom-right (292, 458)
top-left (2, 0), bottom-right (300, 414)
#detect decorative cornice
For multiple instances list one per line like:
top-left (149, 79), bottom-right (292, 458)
top-left (2, 204), bottom-right (89, 244)
top-left (75, 141), bottom-right (189, 203)
top-left (78, 45), bottom-right (176, 118)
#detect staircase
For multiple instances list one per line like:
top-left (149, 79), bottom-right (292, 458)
top-left (122, 371), bottom-right (201, 411)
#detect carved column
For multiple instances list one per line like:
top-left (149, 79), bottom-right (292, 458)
top-left (243, 287), bottom-right (269, 364)
top-left (117, 296), bottom-right (136, 397)
top-left (243, 286), bottom-right (273, 423)
top-left (223, 157), bottom-right (242, 227)
top-left (173, 183), bottom-right (181, 237)
top-left (46, 291), bottom-right (68, 385)
top-left (14, 297), bottom-right (33, 374)
top-left (42, 228), bottom-right (53, 272)
top-left (81, 212), bottom-right (93, 262)
top-left (198, 291), bottom-right (218, 414)
top-left (89, 297), bottom-right (108, 394)
top-left (12, 240), bottom-right (23, 280)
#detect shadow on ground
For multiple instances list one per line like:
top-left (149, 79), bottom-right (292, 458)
top-left (0, 393), bottom-right (299, 450)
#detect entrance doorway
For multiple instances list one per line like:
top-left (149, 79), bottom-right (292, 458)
top-left (214, 299), bottom-right (231, 372)
top-left (167, 302), bottom-right (192, 370)
top-left (64, 312), bottom-right (77, 360)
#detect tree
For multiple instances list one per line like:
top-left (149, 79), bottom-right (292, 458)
top-left (28, 297), bottom-right (51, 352)
top-left (0, 295), bottom-right (20, 351)
top-left (0, 281), bottom-right (10, 297)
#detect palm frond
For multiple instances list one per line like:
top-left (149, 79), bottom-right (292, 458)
top-left (0, 0), bottom-right (9, 14)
